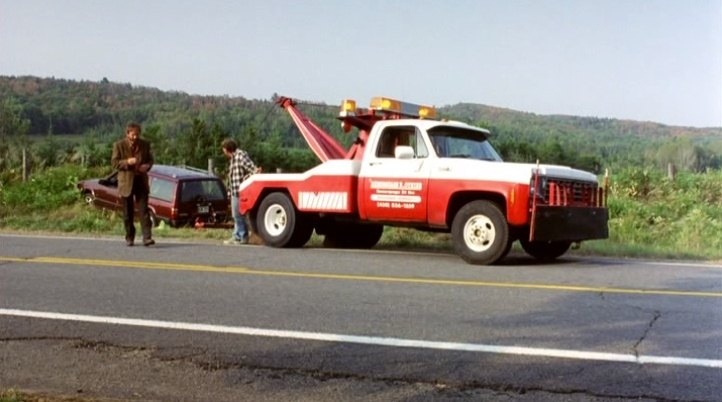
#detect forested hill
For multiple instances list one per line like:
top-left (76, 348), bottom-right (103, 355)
top-left (0, 75), bottom-right (257, 135)
top-left (442, 102), bottom-right (720, 141)
top-left (2, 75), bottom-right (720, 172)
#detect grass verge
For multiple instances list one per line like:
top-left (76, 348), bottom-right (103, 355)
top-left (1, 165), bottom-right (721, 262)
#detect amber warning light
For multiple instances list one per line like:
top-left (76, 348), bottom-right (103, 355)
top-left (339, 99), bottom-right (357, 117)
top-left (339, 97), bottom-right (436, 119)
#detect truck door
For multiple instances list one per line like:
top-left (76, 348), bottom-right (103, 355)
top-left (360, 126), bottom-right (431, 222)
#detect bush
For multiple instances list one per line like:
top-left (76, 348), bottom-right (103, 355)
top-left (607, 168), bottom-right (722, 259)
top-left (0, 165), bottom-right (105, 218)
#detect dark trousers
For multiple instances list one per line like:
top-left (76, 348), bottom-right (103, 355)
top-left (122, 177), bottom-right (152, 241)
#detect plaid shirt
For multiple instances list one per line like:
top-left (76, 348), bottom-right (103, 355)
top-left (228, 149), bottom-right (256, 196)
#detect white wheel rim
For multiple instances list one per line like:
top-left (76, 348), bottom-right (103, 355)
top-left (463, 214), bottom-right (495, 252)
top-left (263, 203), bottom-right (288, 237)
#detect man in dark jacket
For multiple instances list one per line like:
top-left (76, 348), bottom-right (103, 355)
top-left (111, 122), bottom-right (155, 246)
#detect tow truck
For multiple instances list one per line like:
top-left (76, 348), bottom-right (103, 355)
top-left (239, 96), bottom-right (608, 265)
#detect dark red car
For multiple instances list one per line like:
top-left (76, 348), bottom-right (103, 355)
top-left (78, 165), bottom-right (229, 227)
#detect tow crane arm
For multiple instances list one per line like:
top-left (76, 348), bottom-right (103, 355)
top-left (276, 97), bottom-right (346, 162)
top-left (276, 96), bottom-right (437, 162)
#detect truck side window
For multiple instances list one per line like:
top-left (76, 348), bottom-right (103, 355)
top-left (377, 129), bottom-right (403, 158)
top-left (377, 126), bottom-right (428, 158)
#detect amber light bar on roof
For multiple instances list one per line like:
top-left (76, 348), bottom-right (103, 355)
top-left (370, 96), bottom-right (436, 119)
top-left (339, 96), bottom-right (437, 119)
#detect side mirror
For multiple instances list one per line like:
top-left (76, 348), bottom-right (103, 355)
top-left (395, 146), bottom-right (415, 160)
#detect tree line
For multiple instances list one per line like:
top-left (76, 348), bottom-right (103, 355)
top-left (1, 75), bottom-right (720, 183)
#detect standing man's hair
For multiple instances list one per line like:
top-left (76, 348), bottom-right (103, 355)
top-left (222, 138), bottom-right (238, 152)
top-left (126, 122), bottom-right (142, 134)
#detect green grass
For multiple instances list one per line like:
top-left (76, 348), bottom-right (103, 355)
top-left (1, 164), bottom-right (721, 262)
top-left (0, 389), bottom-right (22, 402)
top-left (0, 388), bottom-right (93, 402)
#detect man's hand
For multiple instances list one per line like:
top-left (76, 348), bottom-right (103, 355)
top-left (127, 157), bottom-right (138, 166)
top-left (138, 163), bottom-right (151, 173)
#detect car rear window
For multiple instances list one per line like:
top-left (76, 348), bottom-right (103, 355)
top-left (180, 179), bottom-right (226, 202)
top-left (150, 177), bottom-right (175, 202)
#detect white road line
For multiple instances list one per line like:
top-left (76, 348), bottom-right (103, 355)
top-left (641, 260), bottom-right (722, 269)
top-left (2, 308), bottom-right (720, 369)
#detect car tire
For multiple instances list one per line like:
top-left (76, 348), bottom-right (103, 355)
top-left (82, 191), bottom-right (96, 205)
top-left (149, 211), bottom-right (161, 227)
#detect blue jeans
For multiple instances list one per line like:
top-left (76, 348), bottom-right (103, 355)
top-left (231, 194), bottom-right (248, 241)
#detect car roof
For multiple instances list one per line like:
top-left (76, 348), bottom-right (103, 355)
top-left (150, 165), bottom-right (219, 180)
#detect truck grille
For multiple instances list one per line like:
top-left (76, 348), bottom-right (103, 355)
top-left (534, 178), bottom-right (606, 208)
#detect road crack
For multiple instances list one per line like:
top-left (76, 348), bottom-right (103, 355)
top-left (632, 310), bottom-right (661, 358)
top-left (2, 337), bottom-right (681, 400)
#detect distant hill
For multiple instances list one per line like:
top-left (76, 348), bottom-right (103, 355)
top-left (440, 102), bottom-right (720, 145)
top-left (1, 75), bottom-right (720, 171)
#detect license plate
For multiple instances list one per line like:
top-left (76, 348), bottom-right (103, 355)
top-left (198, 206), bottom-right (209, 214)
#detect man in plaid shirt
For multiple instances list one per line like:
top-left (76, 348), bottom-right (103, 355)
top-left (222, 138), bottom-right (257, 245)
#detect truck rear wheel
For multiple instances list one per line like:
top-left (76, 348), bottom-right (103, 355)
top-left (451, 200), bottom-right (509, 265)
top-left (257, 192), bottom-right (313, 248)
top-left (519, 239), bottom-right (571, 261)
top-left (323, 223), bottom-right (383, 249)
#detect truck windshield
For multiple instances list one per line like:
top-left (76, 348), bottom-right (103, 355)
top-left (428, 126), bottom-right (503, 161)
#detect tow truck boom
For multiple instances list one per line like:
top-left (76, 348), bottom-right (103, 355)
top-left (276, 97), bottom-right (346, 162)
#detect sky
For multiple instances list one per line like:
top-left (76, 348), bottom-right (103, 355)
top-left (1, 0), bottom-right (721, 128)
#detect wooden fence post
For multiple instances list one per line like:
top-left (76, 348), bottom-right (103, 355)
top-left (22, 147), bottom-right (28, 182)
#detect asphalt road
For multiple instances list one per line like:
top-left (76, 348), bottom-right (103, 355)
top-left (1, 233), bottom-right (721, 401)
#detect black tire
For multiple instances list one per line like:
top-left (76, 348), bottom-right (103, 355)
top-left (519, 239), bottom-right (571, 261)
top-left (149, 210), bottom-right (160, 227)
top-left (256, 192), bottom-right (312, 248)
top-left (287, 215), bottom-right (314, 248)
top-left (500, 238), bottom-right (514, 260)
top-left (323, 223), bottom-right (383, 249)
top-left (82, 191), bottom-right (95, 205)
top-left (451, 200), bottom-right (509, 265)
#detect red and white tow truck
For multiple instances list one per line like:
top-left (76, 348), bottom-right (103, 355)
top-left (239, 96), bottom-right (608, 265)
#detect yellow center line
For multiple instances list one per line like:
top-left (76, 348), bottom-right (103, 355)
top-left (1, 256), bottom-right (249, 274)
top-left (1, 256), bottom-right (720, 298)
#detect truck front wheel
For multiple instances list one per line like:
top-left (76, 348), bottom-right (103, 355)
top-left (451, 200), bottom-right (509, 265)
top-left (257, 192), bottom-right (313, 248)
top-left (519, 239), bottom-right (571, 261)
